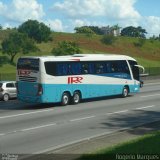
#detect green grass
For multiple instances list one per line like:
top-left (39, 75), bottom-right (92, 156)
top-left (0, 64), bottom-right (16, 73)
top-left (78, 131), bottom-right (160, 160)
top-left (135, 57), bottom-right (160, 67)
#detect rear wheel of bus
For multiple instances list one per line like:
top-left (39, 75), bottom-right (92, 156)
top-left (61, 92), bottom-right (70, 106)
top-left (72, 91), bottom-right (81, 104)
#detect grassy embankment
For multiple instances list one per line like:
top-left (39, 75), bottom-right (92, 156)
top-left (0, 31), bottom-right (160, 74)
top-left (78, 131), bottom-right (160, 160)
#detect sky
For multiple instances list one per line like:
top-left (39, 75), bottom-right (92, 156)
top-left (0, 0), bottom-right (160, 37)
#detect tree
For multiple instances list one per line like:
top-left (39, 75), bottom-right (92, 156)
top-left (1, 32), bottom-right (38, 63)
top-left (0, 25), bottom-right (2, 30)
top-left (121, 26), bottom-right (147, 38)
top-left (74, 25), bottom-right (122, 36)
top-left (52, 41), bottom-right (82, 56)
top-left (74, 26), bottom-right (95, 35)
top-left (150, 34), bottom-right (160, 41)
top-left (18, 20), bottom-right (52, 43)
top-left (87, 26), bottom-right (103, 35)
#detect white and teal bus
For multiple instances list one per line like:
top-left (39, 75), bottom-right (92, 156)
top-left (16, 54), bottom-right (144, 105)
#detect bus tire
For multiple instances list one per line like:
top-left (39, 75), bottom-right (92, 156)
top-left (122, 86), bottom-right (129, 98)
top-left (61, 92), bottom-right (70, 106)
top-left (72, 91), bottom-right (81, 104)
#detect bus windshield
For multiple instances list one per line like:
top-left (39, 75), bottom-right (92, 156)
top-left (129, 60), bottom-right (139, 81)
top-left (17, 58), bottom-right (39, 71)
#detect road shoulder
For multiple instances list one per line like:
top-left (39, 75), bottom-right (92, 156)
top-left (51, 120), bottom-right (160, 155)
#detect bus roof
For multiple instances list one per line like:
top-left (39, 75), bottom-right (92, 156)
top-left (19, 54), bottom-right (137, 62)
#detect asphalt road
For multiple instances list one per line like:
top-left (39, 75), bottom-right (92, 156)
top-left (0, 80), bottom-right (160, 154)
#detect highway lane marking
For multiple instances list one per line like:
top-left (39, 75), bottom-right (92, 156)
top-left (0, 105), bottom-right (156, 137)
top-left (145, 82), bottom-right (160, 86)
top-left (135, 105), bottom-right (155, 110)
top-left (70, 116), bottom-right (95, 122)
top-left (0, 133), bottom-right (5, 136)
top-left (21, 123), bottom-right (57, 132)
top-left (105, 105), bottom-right (155, 115)
top-left (141, 94), bottom-right (160, 98)
top-left (0, 108), bottom-right (54, 119)
top-left (106, 110), bottom-right (129, 115)
top-left (0, 123), bottom-right (57, 136)
top-left (0, 116), bottom-right (95, 136)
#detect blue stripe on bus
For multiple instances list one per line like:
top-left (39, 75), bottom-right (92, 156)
top-left (18, 82), bottom-right (139, 103)
top-left (95, 73), bottom-right (131, 79)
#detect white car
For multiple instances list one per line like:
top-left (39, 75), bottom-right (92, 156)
top-left (0, 81), bottom-right (17, 101)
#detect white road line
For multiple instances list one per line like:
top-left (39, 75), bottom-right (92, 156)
top-left (0, 123), bottom-right (57, 137)
top-left (0, 104), bottom-right (157, 137)
top-left (145, 82), bottom-right (160, 86)
top-left (106, 110), bottom-right (129, 115)
top-left (21, 123), bottom-right (57, 132)
top-left (135, 105), bottom-right (155, 110)
top-left (0, 133), bottom-right (5, 136)
top-left (0, 108), bottom-right (54, 119)
top-left (141, 94), bottom-right (160, 98)
top-left (70, 116), bottom-right (95, 122)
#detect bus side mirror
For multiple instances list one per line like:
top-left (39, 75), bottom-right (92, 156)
top-left (134, 65), bottom-right (145, 74)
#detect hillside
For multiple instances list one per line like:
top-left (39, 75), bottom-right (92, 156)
top-left (0, 31), bottom-right (160, 74)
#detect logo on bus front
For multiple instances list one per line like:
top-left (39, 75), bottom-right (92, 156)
top-left (18, 70), bottom-right (31, 76)
top-left (68, 77), bottom-right (83, 84)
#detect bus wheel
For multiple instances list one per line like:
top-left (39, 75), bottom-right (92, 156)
top-left (61, 92), bottom-right (70, 106)
top-left (72, 91), bottom-right (81, 104)
top-left (122, 86), bottom-right (129, 98)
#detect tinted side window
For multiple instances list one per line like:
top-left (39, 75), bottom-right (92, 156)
top-left (44, 60), bottom-right (131, 76)
top-left (110, 62), bottom-right (119, 72)
top-left (45, 62), bottom-right (56, 76)
top-left (70, 63), bottom-right (81, 75)
top-left (117, 60), bottom-right (130, 74)
top-left (57, 63), bottom-right (81, 75)
top-left (81, 63), bottom-right (94, 74)
top-left (6, 83), bottom-right (14, 88)
top-left (95, 63), bottom-right (105, 74)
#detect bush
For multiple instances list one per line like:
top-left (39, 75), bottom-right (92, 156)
top-left (134, 38), bottom-right (145, 47)
top-left (52, 41), bottom-right (82, 56)
top-left (101, 35), bottom-right (116, 45)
